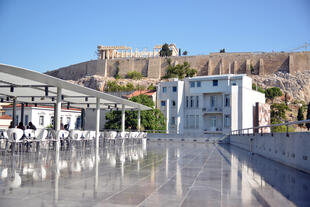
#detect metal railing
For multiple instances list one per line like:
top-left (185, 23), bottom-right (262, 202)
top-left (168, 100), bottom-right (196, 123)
top-left (230, 119), bottom-right (310, 137)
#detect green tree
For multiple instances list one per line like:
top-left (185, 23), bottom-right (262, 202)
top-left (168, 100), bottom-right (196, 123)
top-left (270, 103), bottom-right (292, 132)
top-left (220, 48), bottom-right (225, 53)
top-left (127, 71), bottom-right (143, 80)
top-left (105, 95), bottom-right (166, 131)
top-left (297, 107), bottom-right (304, 127)
top-left (163, 61), bottom-right (197, 79)
top-left (159, 43), bottom-right (172, 57)
top-left (105, 81), bottom-right (135, 92)
top-left (271, 103), bottom-right (288, 123)
top-left (306, 102), bottom-right (310, 130)
top-left (265, 87), bottom-right (282, 102)
top-left (252, 83), bottom-right (265, 94)
top-left (147, 83), bottom-right (156, 91)
top-left (182, 51), bottom-right (188, 56)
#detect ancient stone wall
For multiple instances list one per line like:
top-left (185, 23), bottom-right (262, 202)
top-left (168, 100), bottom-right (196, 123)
top-left (46, 52), bottom-right (310, 80)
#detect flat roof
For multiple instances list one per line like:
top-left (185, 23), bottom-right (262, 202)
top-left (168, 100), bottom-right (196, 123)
top-left (0, 63), bottom-right (151, 111)
top-left (186, 74), bottom-right (247, 81)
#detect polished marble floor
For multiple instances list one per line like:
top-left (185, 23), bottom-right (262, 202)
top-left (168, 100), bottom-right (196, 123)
top-left (0, 141), bottom-right (309, 207)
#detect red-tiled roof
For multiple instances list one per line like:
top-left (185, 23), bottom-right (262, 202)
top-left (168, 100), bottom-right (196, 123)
top-left (123, 90), bottom-right (156, 99)
top-left (0, 115), bottom-right (12, 120)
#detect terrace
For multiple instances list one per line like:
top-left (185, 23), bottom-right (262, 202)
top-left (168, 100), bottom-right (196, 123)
top-left (0, 142), bottom-right (309, 206)
top-left (0, 63), bottom-right (310, 207)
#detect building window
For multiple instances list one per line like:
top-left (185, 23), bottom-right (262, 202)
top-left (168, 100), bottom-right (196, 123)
top-left (172, 86), bottom-right (177, 92)
top-left (171, 116), bottom-right (175, 125)
top-left (224, 115), bottom-right (231, 128)
top-left (162, 87), bottom-right (167, 93)
top-left (189, 115), bottom-right (195, 128)
top-left (186, 96), bottom-right (189, 108)
top-left (51, 116), bottom-right (54, 126)
top-left (190, 82), bottom-right (195, 88)
top-left (161, 101), bottom-right (166, 107)
top-left (210, 116), bottom-right (217, 128)
top-left (185, 115), bottom-right (188, 128)
top-left (195, 115), bottom-right (199, 128)
top-left (197, 81), bottom-right (201, 87)
top-left (39, 116), bottom-right (44, 126)
top-left (190, 96), bottom-right (194, 108)
top-left (172, 100), bottom-right (176, 107)
top-left (25, 115), bottom-right (29, 125)
top-left (210, 96), bottom-right (216, 107)
top-left (196, 96), bottom-right (199, 108)
top-left (66, 117), bottom-right (71, 125)
top-left (213, 80), bottom-right (218, 86)
top-left (225, 95), bottom-right (230, 107)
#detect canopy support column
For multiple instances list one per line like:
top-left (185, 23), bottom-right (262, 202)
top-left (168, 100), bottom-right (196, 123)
top-left (21, 103), bottom-right (25, 125)
top-left (95, 97), bottom-right (100, 148)
top-left (121, 104), bottom-right (125, 132)
top-left (138, 109), bottom-right (141, 132)
top-left (12, 98), bottom-right (17, 127)
top-left (55, 87), bottom-right (62, 131)
top-left (166, 99), bottom-right (169, 134)
top-left (81, 108), bottom-right (85, 130)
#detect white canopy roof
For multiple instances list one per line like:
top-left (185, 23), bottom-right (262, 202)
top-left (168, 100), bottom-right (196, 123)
top-left (0, 63), bottom-right (151, 111)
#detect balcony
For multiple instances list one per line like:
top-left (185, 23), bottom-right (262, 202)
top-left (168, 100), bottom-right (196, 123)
top-left (202, 107), bottom-right (223, 113)
top-left (204, 127), bottom-right (223, 133)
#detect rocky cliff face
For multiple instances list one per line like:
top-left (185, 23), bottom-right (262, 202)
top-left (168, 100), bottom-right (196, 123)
top-left (69, 75), bottom-right (159, 92)
top-left (69, 70), bottom-right (310, 103)
top-left (252, 70), bottom-right (310, 103)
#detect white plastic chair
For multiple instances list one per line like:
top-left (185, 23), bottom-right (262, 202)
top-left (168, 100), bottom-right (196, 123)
top-left (24, 129), bottom-right (35, 139)
top-left (57, 130), bottom-right (69, 140)
top-left (89, 131), bottom-right (96, 140)
top-left (70, 130), bottom-right (82, 141)
top-left (35, 129), bottom-right (48, 141)
top-left (7, 128), bottom-right (24, 143)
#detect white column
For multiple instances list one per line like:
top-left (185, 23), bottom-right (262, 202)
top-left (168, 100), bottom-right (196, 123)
top-left (107, 50), bottom-right (110, 60)
top-left (125, 49), bottom-right (127, 58)
top-left (12, 98), bottom-right (17, 127)
top-left (138, 109), bottom-right (141, 132)
top-left (130, 49), bottom-right (132, 57)
top-left (121, 50), bottom-right (124, 58)
top-left (222, 94), bottom-right (225, 132)
top-left (55, 87), bottom-right (62, 131)
top-left (153, 49), bottom-right (155, 57)
top-left (54, 145), bottom-right (59, 204)
top-left (95, 97), bottom-right (100, 148)
top-left (166, 99), bottom-right (169, 134)
top-left (112, 50), bottom-right (115, 59)
top-left (121, 104), bottom-right (125, 132)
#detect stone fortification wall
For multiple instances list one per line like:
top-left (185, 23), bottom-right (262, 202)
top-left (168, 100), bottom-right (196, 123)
top-left (46, 52), bottom-right (310, 80)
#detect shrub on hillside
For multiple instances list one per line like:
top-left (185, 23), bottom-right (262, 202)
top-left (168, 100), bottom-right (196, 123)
top-left (127, 71), bottom-right (143, 80)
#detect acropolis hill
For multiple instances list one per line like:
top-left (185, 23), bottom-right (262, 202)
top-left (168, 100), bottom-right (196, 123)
top-left (47, 46), bottom-right (310, 80)
top-left (46, 46), bottom-right (310, 102)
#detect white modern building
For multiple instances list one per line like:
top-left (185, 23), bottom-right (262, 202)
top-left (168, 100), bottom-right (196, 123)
top-left (3, 104), bottom-right (81, 130)
top-left (158, 74), bottom-right (265, 135)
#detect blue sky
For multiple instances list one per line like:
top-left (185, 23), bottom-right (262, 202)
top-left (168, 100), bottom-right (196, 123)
top-left (0, 0), bottom-right (309, 72)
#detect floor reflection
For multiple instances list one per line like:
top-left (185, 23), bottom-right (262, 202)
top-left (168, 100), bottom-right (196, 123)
top-left (0, 142), bottom-right (309, 206)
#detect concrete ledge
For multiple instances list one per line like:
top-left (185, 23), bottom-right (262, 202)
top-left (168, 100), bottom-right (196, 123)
top-left (147, 133), bottom-right (226, 143)
top-left (230, 132), bottom-right (310, 174)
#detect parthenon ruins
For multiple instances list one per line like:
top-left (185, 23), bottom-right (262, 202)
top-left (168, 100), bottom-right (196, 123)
top-left (97, 44), bottom-right (178, 59)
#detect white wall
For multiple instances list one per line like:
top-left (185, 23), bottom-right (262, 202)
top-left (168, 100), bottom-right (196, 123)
top-left (158, 80), bottom-right (184, 134)
top-left (230, 133), bottom-right (310, 174)
top-left (4, 107), bottom-right (81, 130)
top-left (157, 74), bottom-right (266, 135)
top-left (85, 109), bottom-right (107, 130)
